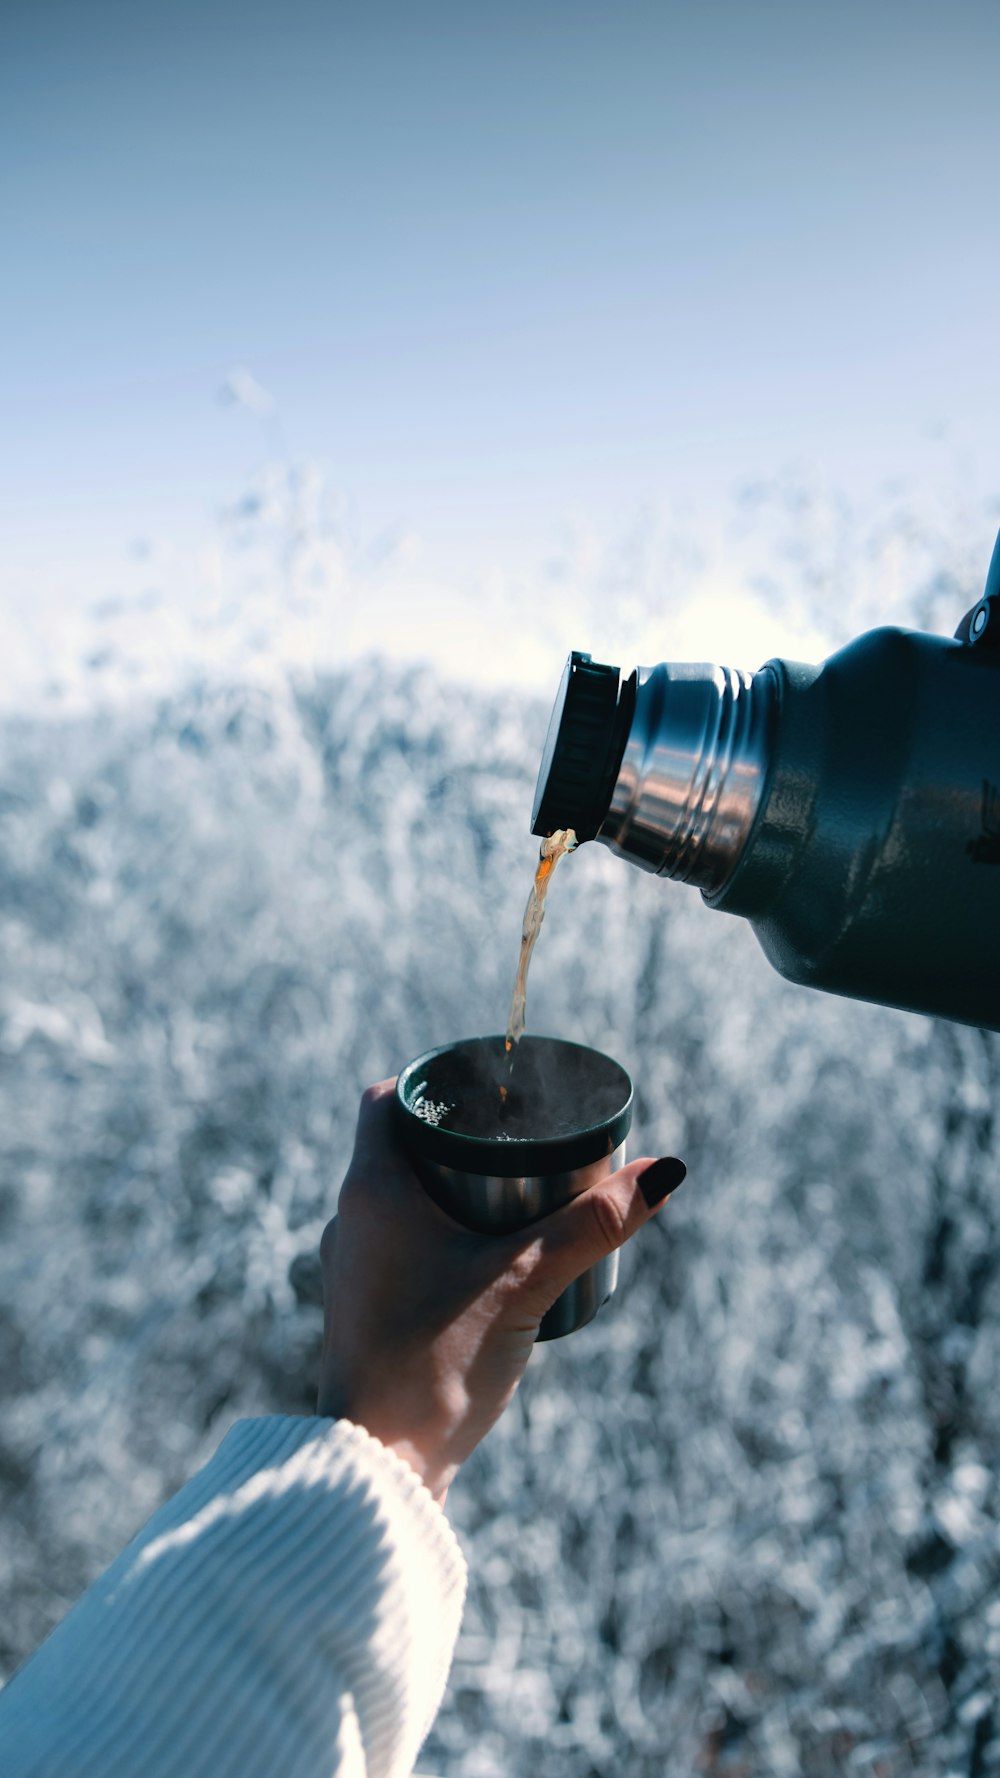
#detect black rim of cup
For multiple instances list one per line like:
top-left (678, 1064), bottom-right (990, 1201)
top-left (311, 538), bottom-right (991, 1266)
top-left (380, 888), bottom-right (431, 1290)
top-left (395, 1034), bottom-right (633, 1177)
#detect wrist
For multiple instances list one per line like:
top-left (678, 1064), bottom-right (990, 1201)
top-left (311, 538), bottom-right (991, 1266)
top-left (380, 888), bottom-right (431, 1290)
top-left (386, 1437), bottom-right (456, 1507)
top-left (317, 1384), bottom-right (457, 1506)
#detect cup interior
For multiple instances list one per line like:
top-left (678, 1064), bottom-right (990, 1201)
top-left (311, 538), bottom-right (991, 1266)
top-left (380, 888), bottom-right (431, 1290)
top-left (396, 1034), bottom-right (632, 1173)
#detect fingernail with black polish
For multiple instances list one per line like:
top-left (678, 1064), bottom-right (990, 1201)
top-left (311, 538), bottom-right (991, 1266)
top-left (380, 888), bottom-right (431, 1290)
top-left (639, 1156), bottom-right (687, 1207)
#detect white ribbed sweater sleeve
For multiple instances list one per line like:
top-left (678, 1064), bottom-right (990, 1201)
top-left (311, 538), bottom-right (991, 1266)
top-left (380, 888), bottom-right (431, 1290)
top-left (0, 1416), bottom-right (467, 1778)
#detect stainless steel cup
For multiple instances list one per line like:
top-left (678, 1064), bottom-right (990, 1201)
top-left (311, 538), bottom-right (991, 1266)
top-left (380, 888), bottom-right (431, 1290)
top-left (395, 1034), bottom-right (633, 1340)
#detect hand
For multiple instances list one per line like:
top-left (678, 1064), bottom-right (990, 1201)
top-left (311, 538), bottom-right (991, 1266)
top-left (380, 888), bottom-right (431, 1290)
top-left (317, 1079), bottom-right (685, 1504)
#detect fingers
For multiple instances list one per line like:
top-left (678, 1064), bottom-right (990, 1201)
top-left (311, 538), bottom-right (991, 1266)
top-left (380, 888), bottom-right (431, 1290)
top-left (635, 1156), bottom-right (688, 1207)
top-left (336, 1078), bottom-right (423, 1228)
top-left (345, 1078), bottom-right (471, 1235)
top-left (319, 1214), bottom-right (338, 1270)
top-left (529, 1154), bottom-right (687, 1298)
top-left (349, 1078), bottom-right (402, 1175)
top-left (344, 1081), bottom-right (687, 1323)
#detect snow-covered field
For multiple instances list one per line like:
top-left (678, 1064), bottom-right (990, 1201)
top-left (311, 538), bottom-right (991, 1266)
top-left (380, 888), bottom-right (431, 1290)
top-left (2, 494), bottom-right (999, 1773)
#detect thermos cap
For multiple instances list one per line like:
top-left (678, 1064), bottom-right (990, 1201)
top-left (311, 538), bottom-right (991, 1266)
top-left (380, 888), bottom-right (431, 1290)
top-left (531, 651), bottom-right (634, 841)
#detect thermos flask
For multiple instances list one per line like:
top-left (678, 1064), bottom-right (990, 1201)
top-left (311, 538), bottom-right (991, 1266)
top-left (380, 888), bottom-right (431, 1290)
top-left (531, 530), bottom-right (1000, 1031)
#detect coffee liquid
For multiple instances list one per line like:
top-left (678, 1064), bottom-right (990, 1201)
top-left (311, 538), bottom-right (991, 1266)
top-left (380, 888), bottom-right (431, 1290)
top-left (504, 828), bottom-right (577, 1066)
top-left (407, 833), bottom-right (583, 1141)
top-left (405, 1034), bottom-right (629, 1145)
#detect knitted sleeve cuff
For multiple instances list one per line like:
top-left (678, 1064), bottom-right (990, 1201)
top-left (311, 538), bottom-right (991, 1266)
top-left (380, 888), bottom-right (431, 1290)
top-left (0, 1415), bottom-right (468, 1778)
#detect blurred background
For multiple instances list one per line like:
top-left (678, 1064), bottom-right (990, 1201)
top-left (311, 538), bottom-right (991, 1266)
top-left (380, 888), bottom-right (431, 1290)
top-left (2, 2), bottom-right (1000, 1773)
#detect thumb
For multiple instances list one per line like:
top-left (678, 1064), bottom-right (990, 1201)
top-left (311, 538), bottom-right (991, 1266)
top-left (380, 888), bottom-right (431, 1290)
top-left (529, 1153), bottom-right (687, 1299)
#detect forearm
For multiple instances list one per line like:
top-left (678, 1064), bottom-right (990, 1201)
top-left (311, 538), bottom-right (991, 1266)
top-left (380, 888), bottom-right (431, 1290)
top-left (0, 1417), bottom-right (466, 1778)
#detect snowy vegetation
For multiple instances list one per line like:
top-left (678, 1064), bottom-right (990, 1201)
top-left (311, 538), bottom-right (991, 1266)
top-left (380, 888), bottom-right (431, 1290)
top-left (3, 473), bottom-right (1000, 1773)
top-left (1, 633), bottom-right (998, 1775)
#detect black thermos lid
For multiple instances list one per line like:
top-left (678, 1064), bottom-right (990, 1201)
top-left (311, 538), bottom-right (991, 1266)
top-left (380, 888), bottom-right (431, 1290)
top-left (531, 650), bottom-right (636, 841)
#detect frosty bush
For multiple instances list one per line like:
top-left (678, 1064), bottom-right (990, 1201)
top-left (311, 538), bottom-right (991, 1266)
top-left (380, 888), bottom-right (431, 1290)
top-left (0, 661), bottom-right (998, 1775)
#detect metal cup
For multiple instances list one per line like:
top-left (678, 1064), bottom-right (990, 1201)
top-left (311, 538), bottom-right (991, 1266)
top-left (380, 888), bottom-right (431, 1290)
top-left (395, 1034), bottom-right (633, 1340)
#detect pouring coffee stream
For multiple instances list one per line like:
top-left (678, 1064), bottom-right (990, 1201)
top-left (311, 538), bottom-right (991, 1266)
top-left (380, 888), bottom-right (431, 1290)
top-left (502, 827), bottom-right (577, 1105)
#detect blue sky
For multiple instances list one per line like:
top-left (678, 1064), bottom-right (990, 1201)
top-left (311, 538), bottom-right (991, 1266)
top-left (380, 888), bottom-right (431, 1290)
top-left (3, 0), bottom-right (999, 699)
